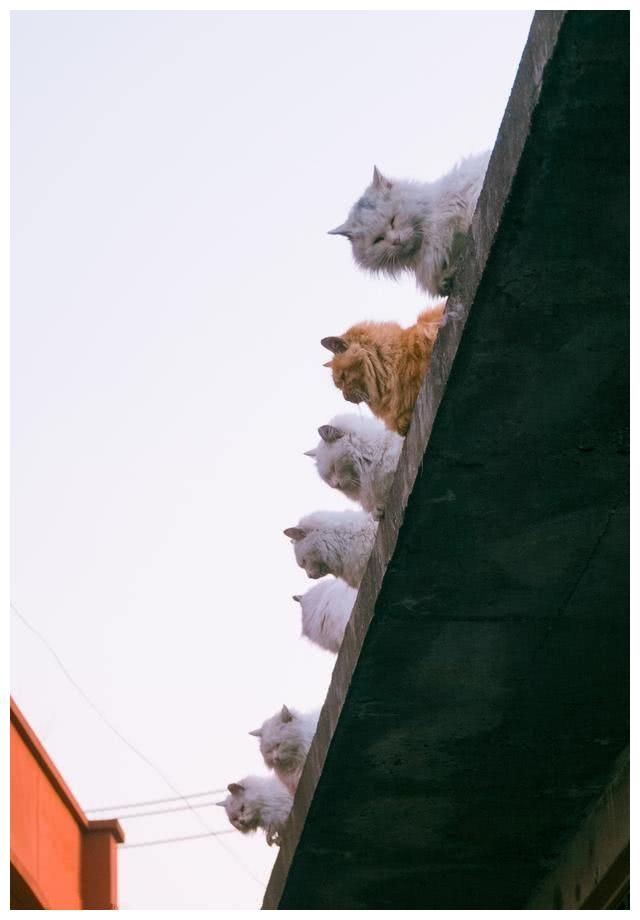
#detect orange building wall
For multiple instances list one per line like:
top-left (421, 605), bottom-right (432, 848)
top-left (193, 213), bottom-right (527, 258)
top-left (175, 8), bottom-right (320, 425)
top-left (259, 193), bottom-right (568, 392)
top-left (10, 699), bottom-right (124, 910)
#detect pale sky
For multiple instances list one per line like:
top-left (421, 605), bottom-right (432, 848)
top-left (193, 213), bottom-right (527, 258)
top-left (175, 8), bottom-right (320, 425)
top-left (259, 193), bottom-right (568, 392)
top-left (11, 11), bottom-right (533, 910)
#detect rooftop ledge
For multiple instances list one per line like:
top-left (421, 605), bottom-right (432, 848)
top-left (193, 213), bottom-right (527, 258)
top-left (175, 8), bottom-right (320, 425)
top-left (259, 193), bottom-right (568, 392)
top-left (263, 11), bottom-right (629, 910)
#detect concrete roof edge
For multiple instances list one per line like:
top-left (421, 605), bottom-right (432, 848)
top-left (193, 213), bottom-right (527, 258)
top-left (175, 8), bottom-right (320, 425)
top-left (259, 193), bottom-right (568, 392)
top-left (262, 10), bottom-right (567, 910)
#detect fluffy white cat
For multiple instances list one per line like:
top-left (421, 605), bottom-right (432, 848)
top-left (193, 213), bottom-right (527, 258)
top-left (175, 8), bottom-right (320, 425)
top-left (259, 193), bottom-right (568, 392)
top-left (284, 510), bottom-right (377, 588)
top-left (329, 152), bottom-right (490, 296)
top-left (216, 776), bottom-right (293, 847)
top-left (305, 414), bottom-right (403, 520)
top-left (293, 577), bottom-right (357, 653)
top-left (249, 705), bottom-right (319, 794)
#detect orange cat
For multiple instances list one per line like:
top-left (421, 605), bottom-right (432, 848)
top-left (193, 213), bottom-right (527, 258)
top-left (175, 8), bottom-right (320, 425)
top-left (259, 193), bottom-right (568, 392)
top-left (321, 302), bottom-right (445, 436)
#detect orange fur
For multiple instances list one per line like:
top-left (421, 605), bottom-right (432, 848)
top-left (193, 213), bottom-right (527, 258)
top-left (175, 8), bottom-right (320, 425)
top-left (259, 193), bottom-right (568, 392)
top-left (324, 302), bottom-right (445, 436)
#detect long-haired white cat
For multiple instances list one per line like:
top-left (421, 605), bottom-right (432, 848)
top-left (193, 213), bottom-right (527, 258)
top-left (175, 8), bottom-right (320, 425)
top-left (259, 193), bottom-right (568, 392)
top-left (284, 510), bottom-right (377, 588)
top-left (249, 705), bottom-right (319, 795)
top-left (329, 152), bottom-right (490, 296)
top-left (305, 414), bottom-right (403, 520)
top-left (293, 577), bottom-right (357, 653)
top-left (216, 776), bottom-right (293, 847)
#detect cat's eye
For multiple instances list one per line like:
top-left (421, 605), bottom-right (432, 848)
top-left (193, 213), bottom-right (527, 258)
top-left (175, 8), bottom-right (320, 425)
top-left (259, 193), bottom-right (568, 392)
top-left (373, 235), bottom-right (385, 245)
top-left (390, 216), bottom-right (396, 229)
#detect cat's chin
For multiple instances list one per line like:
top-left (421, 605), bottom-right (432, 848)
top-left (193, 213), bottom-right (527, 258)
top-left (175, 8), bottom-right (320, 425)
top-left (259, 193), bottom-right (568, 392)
top-left (386, 237), bottom-right (422, 269)
top-left (306, 563), bottom-right (330, 579)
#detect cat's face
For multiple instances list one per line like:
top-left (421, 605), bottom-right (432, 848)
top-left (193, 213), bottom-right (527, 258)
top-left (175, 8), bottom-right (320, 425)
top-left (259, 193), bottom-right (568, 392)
top-left (306, 425), bottom-right (362, 501)
top-left (250, 705), bottom-right (303, 775)
top-left (321, 342), bottom-right (378, 408)
top-left (283, 527), bottom-right (332, 579)
top-left (218, 784), bottom-right (261, 834)
top-left (329, 167), bottom-right (422, 275)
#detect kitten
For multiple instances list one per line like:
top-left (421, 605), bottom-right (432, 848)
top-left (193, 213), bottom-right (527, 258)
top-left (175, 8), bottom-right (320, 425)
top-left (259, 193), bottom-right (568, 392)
top-left (293, 577), bottom-right (357, 653)
top-left (329, 152), bottom-right (490, 296)
top-left (305, 413), bottom-right (403, 520)
top-left (249, 705), bottom-right (319, 795)
top-left (284, 510), bottom-right (377, 588)
top-left (321, 303), bottom-right (445, 436)
top-left (216, 776), bottom-right (293, 847)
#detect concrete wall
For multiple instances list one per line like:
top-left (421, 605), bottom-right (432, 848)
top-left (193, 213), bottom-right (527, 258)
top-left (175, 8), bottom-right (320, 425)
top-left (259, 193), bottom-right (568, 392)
top-left (263, 11), bottom-right (629, 910)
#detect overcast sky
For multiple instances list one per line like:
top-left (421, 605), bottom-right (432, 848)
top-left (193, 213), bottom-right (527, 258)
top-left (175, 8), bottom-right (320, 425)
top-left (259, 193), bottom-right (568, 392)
top-left (11, 11), bottom-right (533, 909)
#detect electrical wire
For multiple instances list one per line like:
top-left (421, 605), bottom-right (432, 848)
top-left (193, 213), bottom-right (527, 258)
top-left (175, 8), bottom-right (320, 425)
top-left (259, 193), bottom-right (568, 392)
top-left (10, 602), bottom-right (264, 888)
top-left (107, 800), bottom-right (226, 820)
top-left (86, 787), bottom-right (228, 814)
top-left (122, 830), bottom-right (236, 849)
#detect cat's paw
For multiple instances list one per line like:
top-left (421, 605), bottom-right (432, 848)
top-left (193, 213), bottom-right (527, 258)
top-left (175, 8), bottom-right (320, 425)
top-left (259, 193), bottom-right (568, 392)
top-left (266, 826), bottom-right (281, 847)
top-left (437, 271), bottom-right (455, 297)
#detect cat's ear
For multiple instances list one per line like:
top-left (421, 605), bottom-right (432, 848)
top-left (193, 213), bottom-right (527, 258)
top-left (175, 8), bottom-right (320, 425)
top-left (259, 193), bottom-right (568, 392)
top-left (321, 336), bottom-right (348, 355)
top-left (284, 527), bottom-right (306, 541)
top-left (281, 705), bottom-right (293, 723)
top-left (373, 165), bottom-right (392, 191)
top-left (227, 783), bottom-right (244, 795)
top-left (304, 448), bottom-right (317, 458)
top-left (328, 221), bottom-right (353, 239)
top-left (248, 728), bottom-right (262, 737)
top-left (318, 424), bottom-right (344, 444)
top-left (292, 595), bottom-right (302, 603)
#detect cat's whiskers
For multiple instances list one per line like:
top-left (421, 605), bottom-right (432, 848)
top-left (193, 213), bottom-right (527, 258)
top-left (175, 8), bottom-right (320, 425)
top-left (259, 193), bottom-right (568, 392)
top-left (338, 473), bottom-right (361, 490)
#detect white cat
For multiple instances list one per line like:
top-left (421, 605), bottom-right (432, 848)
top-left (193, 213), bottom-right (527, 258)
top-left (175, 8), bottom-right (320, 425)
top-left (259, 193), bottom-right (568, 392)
top-left (216, 776), bottom-right (293, 847)
top-left (329, 152), bottom-right (490, 296)
top-left (284, 510), bottom-right (377, 588)
top-left (249, 705), bottom-right (319, 795)
top-left (305, 414), bottom-right (403, 520)
top-left (293, 577), bottom-right (357, 653)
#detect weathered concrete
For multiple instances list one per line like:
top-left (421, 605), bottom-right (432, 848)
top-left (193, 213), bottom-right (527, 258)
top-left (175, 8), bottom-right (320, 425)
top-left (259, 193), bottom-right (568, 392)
top-left (527, 748), bottom-right (629, 909)
top-left (264, 11), bottom-right (629, 910)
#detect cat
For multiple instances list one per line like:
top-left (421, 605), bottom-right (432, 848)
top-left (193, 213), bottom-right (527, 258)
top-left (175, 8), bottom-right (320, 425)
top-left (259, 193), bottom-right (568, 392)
top-left (216, 775), bottom-right (293, 847)
top-left (249, 705), bottom-right (319, 795)
top-left (284, 510), bottom-right (377, 588)
top-left (329, 152), bottom-right (490, 296)
top-left (293, 577), bottom-right (357, 653)
top-left (305, 413), bottom-right (404, 520)
top-left (321, 303), bottom-right (445, 436)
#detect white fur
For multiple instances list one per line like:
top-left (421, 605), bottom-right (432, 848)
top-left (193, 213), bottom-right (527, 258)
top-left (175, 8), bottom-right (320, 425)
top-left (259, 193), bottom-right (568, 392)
top-left (306, 414), bottom-right (403, 520)
top-left (217, 775), bottom-right (293, 847)
top-left (329, 152), bottom-right (490, 296)
top-left (294, 577), bottom-right (357, 653)
top-left (285, 510), bottom-right (377, 588)
top-left (250, 705), bottom-right (319, 794)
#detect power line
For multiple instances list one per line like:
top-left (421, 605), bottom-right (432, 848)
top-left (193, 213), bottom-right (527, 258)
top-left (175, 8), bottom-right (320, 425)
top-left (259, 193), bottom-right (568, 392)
top-left (107, 800), bottom-right (225, 820)
top-left (10, 602), bottom-right (263, 888)
top-left (86, 787), bottom-right (228, 814)
top-left (122, 830), bottom-right (236, 850)
top-left (11, 603), bottom-right (177, 782)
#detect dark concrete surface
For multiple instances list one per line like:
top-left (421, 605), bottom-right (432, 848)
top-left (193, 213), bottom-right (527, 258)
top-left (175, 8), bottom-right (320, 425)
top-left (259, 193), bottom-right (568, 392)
top-left (264, 11), bottom-right (629, 909)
